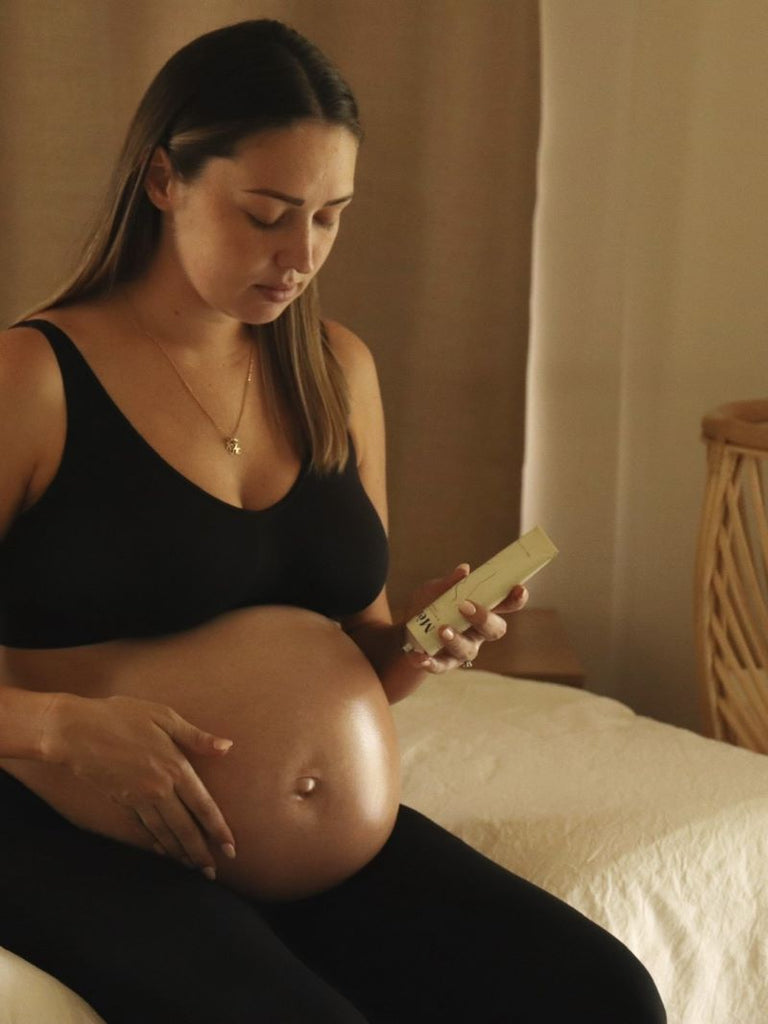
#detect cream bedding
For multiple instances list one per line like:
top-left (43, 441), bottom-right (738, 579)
top-left (3, 670), bottom-right (767, 1023)
top-left (0, 946), bottom-right (105, 1023)
top-left (393, 672), bottom-right (768, 1024)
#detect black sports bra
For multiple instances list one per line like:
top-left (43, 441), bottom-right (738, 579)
top-left (0, 320), bottom-right (389, 648)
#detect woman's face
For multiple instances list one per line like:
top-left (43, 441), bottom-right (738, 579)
top-left (150, 120), bottom-right (358, 324)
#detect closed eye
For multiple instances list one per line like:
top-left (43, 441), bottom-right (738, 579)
top-left (247, 211), bottom-right (341, 232)
top-left (247, 213), bottom-right (282, 230)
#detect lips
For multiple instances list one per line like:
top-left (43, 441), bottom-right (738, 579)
top-left (254, 282), bottom-right (299, 302)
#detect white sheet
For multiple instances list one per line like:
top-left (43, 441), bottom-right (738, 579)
top-left (393, 671), bottom-right (768, 1024)
top-left (0, 946), bottom-right (105, 1023)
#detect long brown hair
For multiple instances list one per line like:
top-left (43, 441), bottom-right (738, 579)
top-left (31, 20), bottom-right (362, 471)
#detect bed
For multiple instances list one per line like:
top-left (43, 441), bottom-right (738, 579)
top-left (2, 669), bottom-right (767, 1024)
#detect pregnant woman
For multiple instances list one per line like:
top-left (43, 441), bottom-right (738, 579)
top-left (0, 19), bottom-right (665, 1023)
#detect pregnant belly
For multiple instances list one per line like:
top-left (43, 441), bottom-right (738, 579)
top-left (3, 606), bottom-right (400, 901)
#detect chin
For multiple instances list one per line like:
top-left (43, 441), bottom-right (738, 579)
top-left (230, 294), bottom-right (300, 327)
top-left (249, 307), bottom-right (292, 325)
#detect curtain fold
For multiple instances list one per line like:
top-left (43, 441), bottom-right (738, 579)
top-left (524, 0), bottom-right (768, 729)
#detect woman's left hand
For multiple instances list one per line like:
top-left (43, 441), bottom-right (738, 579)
top-left (402, 564), bottom-right (529, 675)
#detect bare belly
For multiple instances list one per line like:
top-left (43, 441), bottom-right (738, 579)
top-left (0, 606), bottom-right (400, 900)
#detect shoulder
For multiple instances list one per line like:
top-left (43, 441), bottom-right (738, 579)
top-left (322, 319), bottom-right (387, 487)
top-left (0, 321), bottom-right (62, 407)
top-left (0, 304), bottom-right (91, 408)
top-left (0, 322), bottom-right (67, 532)
top-left (323, 318), bottom-right (384, 426)
top-left (322, 319), bottom-right (382, 420)
top-left (323, 318), bottom-right (378, 382)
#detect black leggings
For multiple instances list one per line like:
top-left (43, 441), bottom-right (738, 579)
top-left (0, 771), bottom-right (665, 1023)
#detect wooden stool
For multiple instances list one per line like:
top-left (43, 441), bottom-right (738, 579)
top-left (696, 400), bottom-right (768, 753)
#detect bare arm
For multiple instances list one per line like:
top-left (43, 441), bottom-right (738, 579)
top-left (327, 321), bottom-right (528, 702)
top-left (323, 321), bottom-right (427, 701)
top-left (0, 326), bottom-right (70, 755)
top-left (0, 326), bottom-right (236, 874)
top-left (0, 680), bottom-right (60, 759)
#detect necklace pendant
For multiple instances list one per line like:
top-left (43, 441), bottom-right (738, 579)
top-left (224, 436), bottom-right (243, 456)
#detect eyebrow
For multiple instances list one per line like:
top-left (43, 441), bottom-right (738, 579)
top-left (242, 188), bottom-right (354, 208)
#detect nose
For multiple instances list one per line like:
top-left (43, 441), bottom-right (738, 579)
top-left (275, 222), bottom-right (314, 276)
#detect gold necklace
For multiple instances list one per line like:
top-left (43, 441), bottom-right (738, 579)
top-left (127, 301), bottom-right (255, 456)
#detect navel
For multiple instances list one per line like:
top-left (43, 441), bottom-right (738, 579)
top-left (294, 775), bottom-right (319, 798)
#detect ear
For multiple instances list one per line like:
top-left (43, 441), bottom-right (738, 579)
top-left (143, 146), bottom-right (176, 210)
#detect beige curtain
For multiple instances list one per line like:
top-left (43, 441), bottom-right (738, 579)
top-left (524, 0), bottom-right (768, 729)
top-left (0, 0), bottom-right (540, 613)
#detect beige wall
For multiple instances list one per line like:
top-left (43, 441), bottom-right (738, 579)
top-left (524, 0), bottom-right (768, 729)
top-left (0, 0), bottom-right (540, 614)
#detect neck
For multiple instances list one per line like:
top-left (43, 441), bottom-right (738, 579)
top-left (119, 263), bottom-right (251, 365)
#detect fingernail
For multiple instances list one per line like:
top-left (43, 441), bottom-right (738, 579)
top-left (213, 739), bottom-right (233, 752)
top-left (202, 866), bottom-right (216, 881)
top-left (221, 842), bottom-right (236, 860)
top-left (441, 627), bottom-right (455, 641)
top-left (459, 600), bottom-right (476, 616)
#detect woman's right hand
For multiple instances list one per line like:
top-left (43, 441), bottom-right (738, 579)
top-left (39, 692), bottom-right (236, 877)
